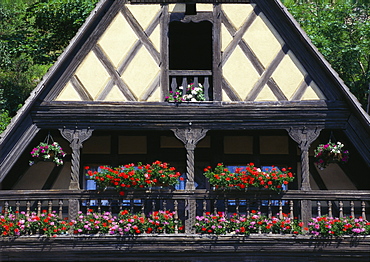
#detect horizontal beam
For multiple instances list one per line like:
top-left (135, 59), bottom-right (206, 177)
top-left (32, 101), bottom-right (350, 130)
top-left (1, 189), bottom-right (370, 201)
top-left (1, 235), bottom-right (369, 261)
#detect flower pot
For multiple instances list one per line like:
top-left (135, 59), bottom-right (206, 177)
top-left (30, 141), bottom-right (66, 166)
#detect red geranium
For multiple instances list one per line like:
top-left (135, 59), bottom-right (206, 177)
top-left (87, 161), bottom-right (182, 192)
top-left (203, 163), bottom-right (294, 191)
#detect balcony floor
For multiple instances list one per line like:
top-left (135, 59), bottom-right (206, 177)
top-left (1, 234), bottom-right (370, 261)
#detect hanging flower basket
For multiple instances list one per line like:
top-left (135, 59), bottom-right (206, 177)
top-left (203, 163), bottom-right (294, 191)
top-left (86, 161), bottom-right (183, 194)
top-left (314, 141), bottom-right (349, 170)
top-left (29, 141), bottom-right (67, 166)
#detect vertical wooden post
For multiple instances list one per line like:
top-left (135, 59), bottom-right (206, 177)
top-left (213, 4), bottom-right (222, 101)
top-left (172, 128), bottom-right (208, 233)
top-left (160, 4), bottom-right (169, 101)
top-left (60, 128), bottom-right (93, 220)
top-left (287, 127), bottom-right (321, 232)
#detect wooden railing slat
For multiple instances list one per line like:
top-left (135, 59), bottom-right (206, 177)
top-left (362, 201), bottom-right (367, 220)
top-left (204, 76), bottom-right (210, 101)
top-left (289, 200), bottom-right (294, 219)
top-left (339, 201), bottom-right (344, 218)
top-left (328, 201), bottom-right (333, 217)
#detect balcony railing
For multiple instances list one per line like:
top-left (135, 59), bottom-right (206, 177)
top-left (1, 189), bottom-right (369, 234)
top-left (169, 70), bottom-right (212, 101)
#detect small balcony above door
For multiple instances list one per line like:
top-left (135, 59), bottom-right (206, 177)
top-left (168, 70), bottom-right (212, 102)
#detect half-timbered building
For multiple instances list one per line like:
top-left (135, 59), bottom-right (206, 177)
top-left (0, 0), bottom-right (369, 260)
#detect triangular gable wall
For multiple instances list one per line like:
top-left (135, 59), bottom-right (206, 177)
top-left (48, 1), bottom-right (326, 103)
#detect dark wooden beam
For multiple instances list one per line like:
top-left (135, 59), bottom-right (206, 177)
top-left (33, 101), bottom-right (350, 131)
top-left (1, 235), bottom-right (369, 261)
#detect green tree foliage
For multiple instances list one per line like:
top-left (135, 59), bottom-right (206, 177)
top-left (0, 89), bottom-right (11, 134)
top-left (283, 0), bottom-right (370, 108)
top-left (0, 2), bottom-right (39, 117)
top-left (0, 0), bottom-right (98, 133)
top-left (0, 110), bottom-right (11, 134)
top-left (26, 0), bottom-right (99, 64)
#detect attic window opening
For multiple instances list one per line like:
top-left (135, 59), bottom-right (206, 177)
top-left (168, 20), bottom-right (213, 101)
top-left (185, 3), bottom-right (196, 15)
top-left (169, 21), bottom-right (212, 70)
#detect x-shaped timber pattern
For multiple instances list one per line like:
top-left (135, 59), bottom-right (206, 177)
top-left (64, 5), bottom-right (162, 102)
top-left (53, 4), bottom-right (317, 102)
top-left (220, 5), bottom-right (314, 101)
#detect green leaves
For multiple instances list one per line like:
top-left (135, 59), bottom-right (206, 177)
top-left (0, 0), bottom-right (98, 133)
top-left (0, 110), bottom-right (11, 133)
top-left (285, 1), bottom-right (370, 108)
top-left (26, 0), bottom-right (99, 64)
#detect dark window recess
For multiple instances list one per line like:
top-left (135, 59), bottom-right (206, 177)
top-left (169, 21), bottom-right (213, 70)
top-left (185, 4), bottom-right (196, 15)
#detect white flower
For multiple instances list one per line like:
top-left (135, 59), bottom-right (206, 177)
top-left (331, 149), bottom-right (337, 153)
top-left (183, 94), bottom-right (193, 100)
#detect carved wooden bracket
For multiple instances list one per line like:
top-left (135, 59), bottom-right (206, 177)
top-left (287, 127), bottom-right (321, 151)
top-left (59, 128), bottom-right (93, 190)
top-left (287, 127), bottom-right (321, 191)
top-left (60, 128), bottom-right (93, 149)
top-left (173, 128), bottom-right (208, 150)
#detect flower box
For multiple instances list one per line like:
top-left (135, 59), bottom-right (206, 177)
top-left (203, 163), bottom-right (294, 191)
top-left (165, 83), bottom-right (205, 102)
top-left (86, 161), bottom-right (183, 194)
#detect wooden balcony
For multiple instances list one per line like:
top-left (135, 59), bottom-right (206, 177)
top-left (1, 189), bottom-right (370, 261)
top-left (169, 70), bottom-right (212, 101)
